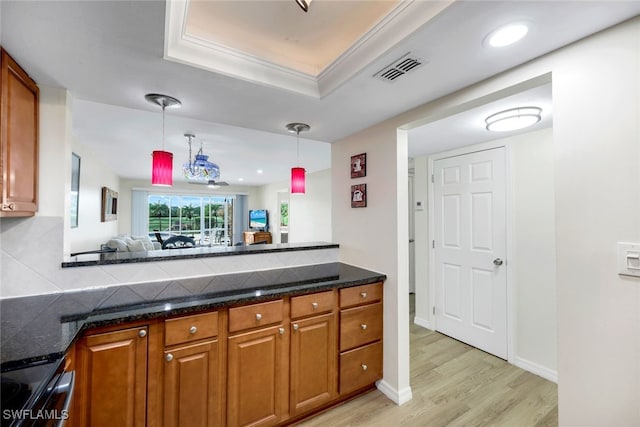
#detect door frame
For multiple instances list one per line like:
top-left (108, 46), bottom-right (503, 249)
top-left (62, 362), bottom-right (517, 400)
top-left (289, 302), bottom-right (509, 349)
top-left (427, 140), bottom-right (516, 363)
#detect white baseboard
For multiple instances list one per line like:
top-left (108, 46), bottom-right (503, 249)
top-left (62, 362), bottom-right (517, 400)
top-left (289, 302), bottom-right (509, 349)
top-left (514, 356), bottom-right (558, 383)
top-left (413, 316), bottom-right (433, 330)
top-left (376, 380), bottom-right (413, 405)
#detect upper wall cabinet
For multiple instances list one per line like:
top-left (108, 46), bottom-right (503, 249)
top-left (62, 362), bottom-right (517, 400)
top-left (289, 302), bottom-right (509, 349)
top-left (0, 47), bottom-right (39, 217)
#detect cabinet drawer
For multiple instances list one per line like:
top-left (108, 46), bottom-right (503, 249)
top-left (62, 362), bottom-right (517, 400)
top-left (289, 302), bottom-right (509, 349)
top-left (165, 311), bottom-right (219, 347)
top-left (339, 341), bottom-right (382, 395)
top-left (340, 303), bottom-right (382, 352)
top-left (229, 299), bottom-right (283, 333)
top-left (340, 282), bottom-right (382, 309)
top-left (291, 290), bottom-right (334, 319)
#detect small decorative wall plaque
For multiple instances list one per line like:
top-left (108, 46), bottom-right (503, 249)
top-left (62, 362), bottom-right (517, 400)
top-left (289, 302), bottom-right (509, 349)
top-left (350, 153), bottom-right (366, 178)
top-left (351, 184), bottom-right (367, 208)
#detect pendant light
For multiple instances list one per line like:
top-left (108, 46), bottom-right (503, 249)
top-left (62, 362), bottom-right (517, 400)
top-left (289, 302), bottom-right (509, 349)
top-left (286, 122), bottom-right (310, 194)
top-left (145, 93), bottom-right (181, 186)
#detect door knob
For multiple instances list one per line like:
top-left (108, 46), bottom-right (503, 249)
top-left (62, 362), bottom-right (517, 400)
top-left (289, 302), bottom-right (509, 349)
top-left (493, 258), bottom-right (504, 266)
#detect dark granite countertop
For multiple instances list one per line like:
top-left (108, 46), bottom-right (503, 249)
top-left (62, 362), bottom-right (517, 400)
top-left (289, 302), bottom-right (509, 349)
top-left (62, 241), bottom-right (339, 268)
top-left (1, 262), bottom-right (384, 369)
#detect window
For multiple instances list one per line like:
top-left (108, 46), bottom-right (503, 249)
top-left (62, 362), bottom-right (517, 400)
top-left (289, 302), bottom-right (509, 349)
top-left (148, 194), bottom-right (234, 246)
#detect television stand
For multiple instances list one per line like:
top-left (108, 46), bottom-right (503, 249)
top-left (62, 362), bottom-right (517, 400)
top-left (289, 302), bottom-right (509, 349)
top-left (243, 231), bottom-right (272, 245)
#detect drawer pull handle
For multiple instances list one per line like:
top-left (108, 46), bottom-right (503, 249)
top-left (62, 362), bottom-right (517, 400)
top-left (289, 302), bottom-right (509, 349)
top-left (361, 364), bottom-right (368, 371)
top-left (166, 353), bottom-right (174, 362)
top-left (360, 324), bottom-right (368, 330)
top-left (255, 313), bottom-right (262, 321)
top-left (311, 302), bottom-right (319, 310)
top-left (279, 327), bottom-right (285, 335)
top-left (189, 326), bottom-right (197, 334)
top-left (138, 329), bottom-right (147, 338)
top-left (1, 203), bottom-right (15, 211)
top-left (292, 323), bottom-right (299, 331)
top-left (360, 292), bottom-right (367, 299)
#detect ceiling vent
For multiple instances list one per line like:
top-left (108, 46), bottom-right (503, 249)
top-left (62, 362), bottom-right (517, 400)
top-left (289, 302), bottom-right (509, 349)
top-left (374, 53), bottom-right (425, 83)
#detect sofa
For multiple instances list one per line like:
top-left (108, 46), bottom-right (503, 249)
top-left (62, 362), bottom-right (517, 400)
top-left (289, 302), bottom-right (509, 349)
top-left (104, 234), bottom-right (161, 252)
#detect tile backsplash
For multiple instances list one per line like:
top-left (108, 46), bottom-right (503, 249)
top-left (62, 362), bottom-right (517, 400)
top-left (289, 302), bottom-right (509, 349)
top-left (0, 216), bottom-right (338, 298)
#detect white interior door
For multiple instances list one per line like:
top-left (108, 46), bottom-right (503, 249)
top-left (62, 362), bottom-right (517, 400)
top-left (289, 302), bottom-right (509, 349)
top-left (433, 147), bottom-right (507, 359)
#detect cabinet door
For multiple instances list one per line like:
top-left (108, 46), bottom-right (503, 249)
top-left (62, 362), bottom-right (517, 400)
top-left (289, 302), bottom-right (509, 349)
top-left (290, 313), bottom-right (337, 416)
top-left (0, 48), bottom-right (39, 216)
top-left (163, 340), bottom-right (220, 427)
top-left (227, 325), bottom-right (288, 427)
top-left (75, 326), bottom-right (148, 427)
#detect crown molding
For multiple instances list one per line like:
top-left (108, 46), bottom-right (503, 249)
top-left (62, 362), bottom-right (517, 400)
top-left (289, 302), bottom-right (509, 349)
top-left (164, 0), bottom-right (455, 99)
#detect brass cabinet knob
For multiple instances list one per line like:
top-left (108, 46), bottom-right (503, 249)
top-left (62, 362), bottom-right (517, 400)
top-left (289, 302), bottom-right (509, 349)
top-left (278, 327), bottom-right (285, 335)
top-left (360, 324), bottom-right (368, 330)
top-left (311, 302), bottom-right (319, 310)
top-left (361, 364), bottom-right (368, 371)
top-left (360, 292), bottom-right (367, 299)
top-left (292, 323), bottom-right (299, 331)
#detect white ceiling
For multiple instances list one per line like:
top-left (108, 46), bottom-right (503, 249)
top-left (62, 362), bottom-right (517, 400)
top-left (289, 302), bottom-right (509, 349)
top-left (1, 1), bottom-right (639, 186)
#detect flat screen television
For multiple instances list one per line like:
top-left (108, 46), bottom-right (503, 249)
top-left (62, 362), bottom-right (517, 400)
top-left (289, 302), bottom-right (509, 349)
top-left (249, 209), bottom-right (268, 231)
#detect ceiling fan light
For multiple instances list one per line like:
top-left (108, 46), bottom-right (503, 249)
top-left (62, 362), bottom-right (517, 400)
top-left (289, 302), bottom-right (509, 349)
top-left (291, 167), bottom-right (306, 194)
top-left (295, 0), bottom-right (312, 12)
top-left (485, 106), bottom-right (542, 132)
top-left (152, 150), bottom-right (173, 186)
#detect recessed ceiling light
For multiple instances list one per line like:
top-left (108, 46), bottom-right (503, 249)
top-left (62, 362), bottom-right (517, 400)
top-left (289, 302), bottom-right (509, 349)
top-left (238, 178), bottom-right (244, 182)
top-left (257, 169), bottom-right (263, 174)
top-left (487, 23), bottom-right (529, 47)
top-left (485, 107), bottom-right (542, 132)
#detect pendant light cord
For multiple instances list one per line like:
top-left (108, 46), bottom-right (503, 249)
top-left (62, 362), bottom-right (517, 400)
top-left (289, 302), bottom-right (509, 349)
top-left (161, 104), bottom-right (166, 151)
top-left (296, 131), bottom-right (300, 167)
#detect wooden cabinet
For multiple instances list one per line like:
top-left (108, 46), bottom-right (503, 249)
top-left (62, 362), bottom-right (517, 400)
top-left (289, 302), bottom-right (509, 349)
top-left (162, 311), bottom-right (222, 427)
top-left (75, 325), bottom-right (149, 427)
top-left (227, 321), bottom-right (288, 427)
top-left (0, 48), bottom-right (39, 217)
top-left (243, 231), bottom-right (272, 245)
top-left (338, 282), bottom-right (383, 395)
top-left (289, 291), bottom-right (337, 417)
top-left (71, 282), bottom-right (383, 426)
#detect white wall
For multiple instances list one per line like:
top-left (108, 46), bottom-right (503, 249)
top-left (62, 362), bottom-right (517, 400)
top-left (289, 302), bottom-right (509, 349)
top-left (510, 128), bottom-right (557, 376)
top-left (552, 20), bottom-right (640, 425)
top-left (37, 86), bottom-right (72, 254)
top-left (255, 168), bottom-right (332, 243)
top-left (332, 126), bottom-right (412, 404)
top-left (333, 17), bottom-right (639, 424)
top-left (68, 138), bottom-right (120, 253)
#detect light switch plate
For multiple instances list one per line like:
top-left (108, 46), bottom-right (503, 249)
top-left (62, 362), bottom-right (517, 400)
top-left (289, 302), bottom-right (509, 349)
top-left (618, 242), bottom-right (640, 278)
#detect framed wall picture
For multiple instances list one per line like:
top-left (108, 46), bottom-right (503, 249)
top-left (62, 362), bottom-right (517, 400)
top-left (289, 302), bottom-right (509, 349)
top-left (101, 187), bottom-right (118, 222)
top-left (351, 184), bottom-right (367, 208)
top-left (350, 153), bottom-right (366, 178)
top-left (70, 153), bottom-right (80, 228)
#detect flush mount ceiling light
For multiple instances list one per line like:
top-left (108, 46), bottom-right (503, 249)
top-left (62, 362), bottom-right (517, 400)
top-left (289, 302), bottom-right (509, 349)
top-left (487, 23), bottom-right (529, 47)
top-left (485, 106), bottom-right (542, 132)
top-left (295, 0), bottom-right (312, 12)
top-left (182, 133), bottom-right (221, 184)
top-left (145, 93), bottom-right (181, 186)
top-left (286, 122), bottom-right (310, 194)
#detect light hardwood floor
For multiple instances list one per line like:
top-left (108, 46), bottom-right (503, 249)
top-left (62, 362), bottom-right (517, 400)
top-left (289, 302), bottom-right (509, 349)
top-left (297, 295), bottom-right (558, 427)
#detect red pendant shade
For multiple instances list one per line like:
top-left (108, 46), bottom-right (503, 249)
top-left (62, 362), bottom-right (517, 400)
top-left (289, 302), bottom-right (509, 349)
top-left (291, 167), bottom-right (306, 194)
top-left (152, 150), bottom-right (173, 186)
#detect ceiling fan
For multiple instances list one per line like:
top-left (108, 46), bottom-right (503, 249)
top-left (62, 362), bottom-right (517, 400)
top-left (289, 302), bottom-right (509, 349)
top-left (188, 179), bottom-right (229, 188)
